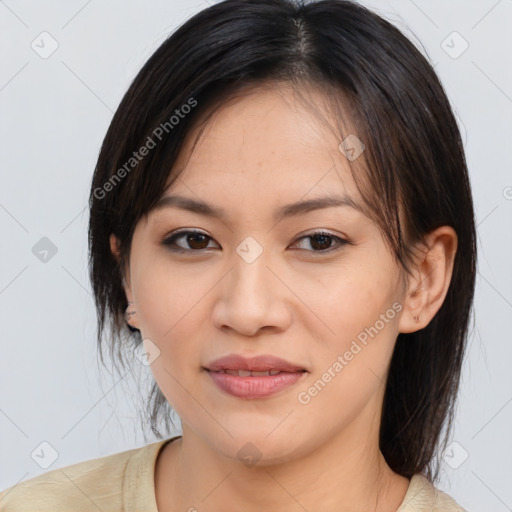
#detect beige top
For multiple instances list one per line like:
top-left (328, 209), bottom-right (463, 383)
top-left (0, 436), bottom-right (466, 511)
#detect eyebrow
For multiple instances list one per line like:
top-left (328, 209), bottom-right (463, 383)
top-left (153, 193), bottom-right (361, 222)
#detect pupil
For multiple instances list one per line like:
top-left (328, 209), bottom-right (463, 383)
top-left (312, 234), bottom-right (331, 250)
top-left (188, 234), bottom-right (208, 249)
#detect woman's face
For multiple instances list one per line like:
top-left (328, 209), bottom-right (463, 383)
top-left (120, 84), bottom-right (409, 464)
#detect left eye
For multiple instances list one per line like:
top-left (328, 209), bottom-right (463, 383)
top-left (290, 231), bottom-right (348, 253)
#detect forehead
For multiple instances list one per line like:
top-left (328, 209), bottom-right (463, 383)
top-left (165, 84), bottom-right (363, 207)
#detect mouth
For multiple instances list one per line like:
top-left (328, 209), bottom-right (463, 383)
top-left (203, 354), bottom-right (308, 399)
top-left (204, 353), bottom-right (307, 373)
top-left (209, 369), bottom-right (304, 377)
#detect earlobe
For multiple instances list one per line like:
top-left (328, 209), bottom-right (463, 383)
top-left (398, 226), bottom-right (457, 334)
top-left (399, 283), bottom-right (428, 333)
top-left (124, 301), bottom-right (140, 330)
top-left (110, 233), bottom-right (140, 330)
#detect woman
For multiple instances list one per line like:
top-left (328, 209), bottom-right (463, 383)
top-left (0, 0), bottom-right (475, 510)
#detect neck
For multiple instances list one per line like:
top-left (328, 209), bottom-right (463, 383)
top-left (155, 417), bottom-right (410, 512)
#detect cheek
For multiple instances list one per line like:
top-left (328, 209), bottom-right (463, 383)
top-left (129, 262), bottom-right (203, 412)
top-left (307, 258), bottom-right (401, 381)
top-left (134, 263), bottom-right (210, 415)
top-left (297, 279), bottom-right (400, 430)
top-left (132, 252), bottom-right (210, 340)
top-left (314, 262), bottom-right (398, 338)
top-left (130, 253), bottom-right (213, 377)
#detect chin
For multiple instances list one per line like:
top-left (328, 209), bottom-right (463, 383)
top-left (203, 426), bottom-right (309, 468)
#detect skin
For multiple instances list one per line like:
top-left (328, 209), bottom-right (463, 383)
top-left (111, 83), bottom-right (457, 512)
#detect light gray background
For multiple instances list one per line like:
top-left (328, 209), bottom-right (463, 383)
top-left (1, 1), bottom-right (511, 510)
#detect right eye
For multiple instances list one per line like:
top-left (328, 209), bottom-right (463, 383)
top-left (161, 229), bottom-right (219, 253)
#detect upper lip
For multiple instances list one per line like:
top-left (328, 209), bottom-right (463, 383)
top-left (205, 354), bottom-right (307, 373)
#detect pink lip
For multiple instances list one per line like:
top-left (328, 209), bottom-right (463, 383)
top-left (205, 354), bottom-right (306, 373)
top-left (204, 354), bottom-right (308, 399)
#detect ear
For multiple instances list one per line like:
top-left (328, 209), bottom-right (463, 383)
top-left (110, 234), bottom-right (140, 330)
top-left (398, 226), bottom-right (458, 333)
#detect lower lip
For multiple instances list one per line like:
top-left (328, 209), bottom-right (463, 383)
top-left (206, 370), bottom-right (306, 399)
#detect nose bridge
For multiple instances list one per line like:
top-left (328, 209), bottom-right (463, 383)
top-left (212, 235), bottom-right (289, 335)
top-left (230, 236), bottom-right (272, 303)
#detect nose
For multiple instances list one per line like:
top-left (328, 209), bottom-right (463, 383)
top-left (211, 247), bottom-right (292, 337)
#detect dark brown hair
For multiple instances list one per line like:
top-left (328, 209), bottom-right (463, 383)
top-left (88, 0), bottom-right (477, 482)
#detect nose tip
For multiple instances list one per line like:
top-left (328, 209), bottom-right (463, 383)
top-left (211, 250), bottom-right (291, 337)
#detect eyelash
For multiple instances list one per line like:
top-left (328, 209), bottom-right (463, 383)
top-left (161, 229), bottom-right (350, 255)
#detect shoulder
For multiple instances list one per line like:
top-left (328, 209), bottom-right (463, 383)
top-left (0, 439), bottom-right (170, 512)
top-left (398, 473), bottom-right (467, 512)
